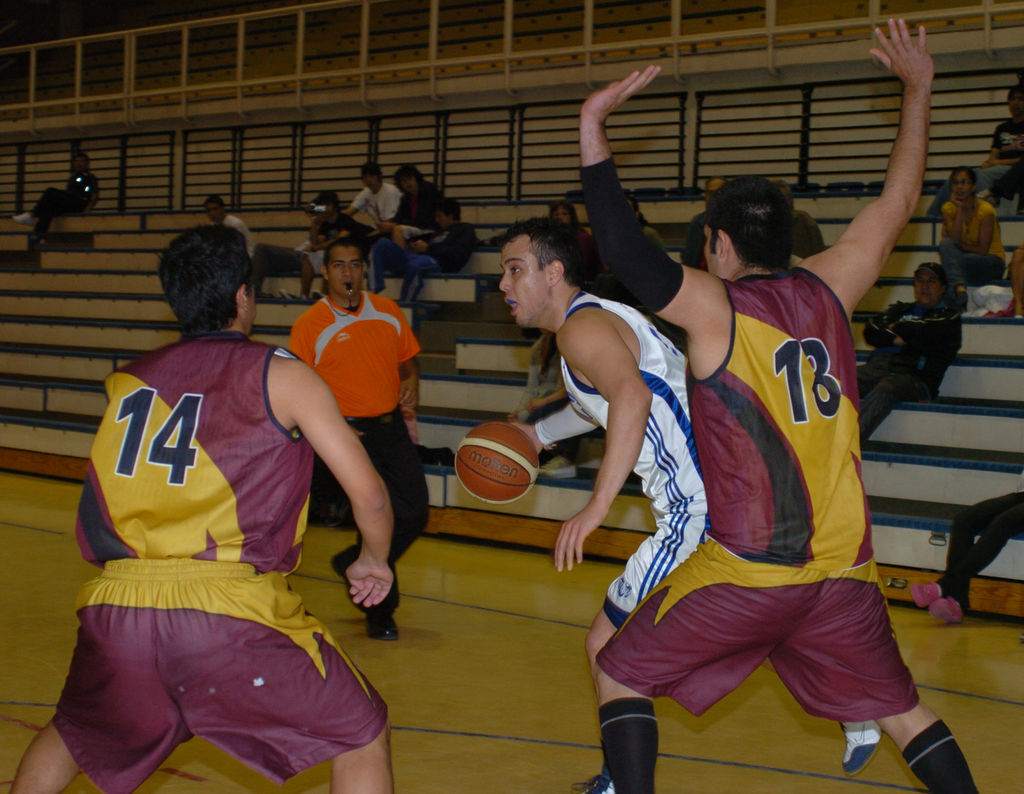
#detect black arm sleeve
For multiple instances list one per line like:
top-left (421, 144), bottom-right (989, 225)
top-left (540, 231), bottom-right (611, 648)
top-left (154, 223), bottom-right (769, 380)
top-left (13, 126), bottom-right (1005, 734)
top-left (581, 158), bottom-right (682, 312)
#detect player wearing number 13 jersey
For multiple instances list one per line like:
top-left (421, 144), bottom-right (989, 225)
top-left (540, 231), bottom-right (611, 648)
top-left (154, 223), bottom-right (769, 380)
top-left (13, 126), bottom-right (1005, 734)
top-left (688, 269), bottom-right (871, 571)
top-left (577, 26), bottom-right (978, 794)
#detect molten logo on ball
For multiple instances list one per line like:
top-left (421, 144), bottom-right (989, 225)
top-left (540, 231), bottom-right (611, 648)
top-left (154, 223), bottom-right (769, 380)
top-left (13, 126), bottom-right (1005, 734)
top-left (466, 449), bottom-right (524, 479)
top-left (455, 421), bottom-right (540, 504)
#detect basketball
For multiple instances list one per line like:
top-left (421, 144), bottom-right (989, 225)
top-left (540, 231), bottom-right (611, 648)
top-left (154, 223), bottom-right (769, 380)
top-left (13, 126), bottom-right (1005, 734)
top-left (456, 421), bottom-right (539, 504)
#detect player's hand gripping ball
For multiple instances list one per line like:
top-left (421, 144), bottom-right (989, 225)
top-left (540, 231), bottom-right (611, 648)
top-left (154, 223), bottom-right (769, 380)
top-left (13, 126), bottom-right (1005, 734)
top-left (456, 421), bottom-right (540, 503)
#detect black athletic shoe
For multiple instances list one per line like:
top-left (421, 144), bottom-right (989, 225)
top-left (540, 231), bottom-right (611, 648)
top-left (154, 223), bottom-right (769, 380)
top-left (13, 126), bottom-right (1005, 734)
top-left (367, 614), bottom-right (398, 641)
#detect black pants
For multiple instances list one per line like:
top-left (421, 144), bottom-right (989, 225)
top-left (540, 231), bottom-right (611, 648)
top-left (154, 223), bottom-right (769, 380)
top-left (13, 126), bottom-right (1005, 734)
top-left (314, 407), bottom-right (429, 620)
top-left (856, 354), bottom-right (929, 441)
top-left (938, 491), bottom-right (1024, 610)
top-left (32, 188), bottom-right (87, 234)
top-left (991, 158), bottom-right (1024, 206)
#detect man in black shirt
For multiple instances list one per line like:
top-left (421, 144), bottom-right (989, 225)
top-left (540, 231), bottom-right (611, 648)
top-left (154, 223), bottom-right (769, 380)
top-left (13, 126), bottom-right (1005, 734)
top-left (13, 150), bottom-right (99, 248)
top-left (371, 197), bottom-right (477, 300)
top-left (857, 262), bottom-right (962, 440)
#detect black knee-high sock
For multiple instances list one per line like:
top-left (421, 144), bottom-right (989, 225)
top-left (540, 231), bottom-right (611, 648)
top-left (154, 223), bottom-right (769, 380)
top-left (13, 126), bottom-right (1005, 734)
top-left (902, 720), bottom-right (977, 793)
top-left (598, 698), bottom-right (657, 794)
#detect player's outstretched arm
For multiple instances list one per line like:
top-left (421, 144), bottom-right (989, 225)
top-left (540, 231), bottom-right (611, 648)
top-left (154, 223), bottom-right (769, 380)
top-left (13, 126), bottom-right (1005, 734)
top-left (806, 18), bottom-right (933, 315)
top-left (552, 312), bottom-right (651, 571)
top-left (579, 70), bottom-right (731, 370)
top-left (268, 356), bottom-right (394, 606)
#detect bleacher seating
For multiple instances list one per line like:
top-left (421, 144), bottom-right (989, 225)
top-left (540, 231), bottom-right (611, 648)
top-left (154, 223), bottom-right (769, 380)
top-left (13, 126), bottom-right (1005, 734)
top-left (2, 194), bottom-right (1022, 620)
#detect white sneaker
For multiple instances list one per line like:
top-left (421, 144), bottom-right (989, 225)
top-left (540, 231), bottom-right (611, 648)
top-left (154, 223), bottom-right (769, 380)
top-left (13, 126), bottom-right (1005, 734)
top-left (841, 720), bottom-right (881, 775)
top-left (539, 455), bottom-right (577, 479)
top-left (12, 212), bottom-right (36, 225)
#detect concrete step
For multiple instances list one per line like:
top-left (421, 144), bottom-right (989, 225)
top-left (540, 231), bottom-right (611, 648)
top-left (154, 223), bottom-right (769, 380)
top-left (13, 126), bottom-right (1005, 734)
top-left (40, 250), bottom-right (160, 270)
top-left (417, 319), bottom-right (523, 353)
top-left (419, 373), bottom-right (525, 416)
top-left (871, 400), bottom-right (1024, 453)
top-left (861, 441), bottom-right (1023, 508)
top-left (0, 269), bottom-right (162, 294)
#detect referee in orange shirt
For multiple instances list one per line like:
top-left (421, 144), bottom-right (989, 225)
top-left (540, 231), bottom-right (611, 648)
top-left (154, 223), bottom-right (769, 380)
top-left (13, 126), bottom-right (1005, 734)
top-left (291, 237), bottom-right (428, 641)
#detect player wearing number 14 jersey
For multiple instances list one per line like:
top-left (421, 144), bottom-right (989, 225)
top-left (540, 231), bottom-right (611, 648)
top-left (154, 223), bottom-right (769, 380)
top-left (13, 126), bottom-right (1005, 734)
top-left (11, 226), bottom-right (395, 794)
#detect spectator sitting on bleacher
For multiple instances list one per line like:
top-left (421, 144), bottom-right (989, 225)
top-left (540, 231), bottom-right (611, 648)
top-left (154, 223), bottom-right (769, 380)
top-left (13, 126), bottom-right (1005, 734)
top-left (549, 199), bottom-right (603, 285)
top-left (203, 194), bottom-right (254, 257)
top-left (12, 150), bottom-right (99, 250)
top-left (772, 180), bottom-right (826, 261)
top-left (371, 197), bottom-right (477, 301)
top-left (250, 191), bottom-right (347, 299)
top-left (909, 468), bottom-right (1024, 624)
top-left (340, 161), bottom-right (402, 239)
top-left (382, 164), bottom-right (443, 240)
top-left (938, 166), bottom-right (1006, 310)
top-left (978, 155), bottom-right (1024, 213)
top-left (857, 263), bottom-right (962, 441)
top-left (371, 164), bottom-right (444, 292)
top-left (680, 175), bottom-right (726, 270)
top-left (927, 82), bottom-right (1024, 217)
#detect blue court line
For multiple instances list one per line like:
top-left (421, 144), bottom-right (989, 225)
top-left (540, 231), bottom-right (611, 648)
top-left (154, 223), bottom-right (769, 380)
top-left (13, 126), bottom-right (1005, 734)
top-left (1, 700), bottom-right (56, 707)
top-left (0, 520), bottom-right (63, 536)
top-left (916, 684), bottom-right (1024, 708)
top-left (298, 572), bottom-right (591, 630)
top-left (392, 725), bottom-right (924, 791)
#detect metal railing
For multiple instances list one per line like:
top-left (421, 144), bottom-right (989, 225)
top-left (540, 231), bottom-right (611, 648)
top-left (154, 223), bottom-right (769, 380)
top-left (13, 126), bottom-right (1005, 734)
top-left (4, 61), bottom-right (1022, 214)
top-left (1, 0), bottom-right (1023, 131)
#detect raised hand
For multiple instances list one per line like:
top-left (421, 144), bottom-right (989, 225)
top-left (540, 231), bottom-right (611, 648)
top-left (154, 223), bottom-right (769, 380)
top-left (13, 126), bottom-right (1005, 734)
top-left (580, 65), bottom-right (661, 166)
top-left (869, 18), bottom-right (933, 89)
top-left (580, 65), bottom-right (661, 127)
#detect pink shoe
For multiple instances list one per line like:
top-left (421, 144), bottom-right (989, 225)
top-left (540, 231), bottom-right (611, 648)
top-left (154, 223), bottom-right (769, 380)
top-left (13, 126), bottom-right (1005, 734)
top-left (910, 581), bottom-right (941, 608)
top-left (928, 597), bottom-right (963, 624)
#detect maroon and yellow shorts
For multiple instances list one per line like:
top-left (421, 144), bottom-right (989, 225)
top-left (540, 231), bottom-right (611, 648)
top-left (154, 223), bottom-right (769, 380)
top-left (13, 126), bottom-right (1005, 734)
top-left (53, 558), bottom-right (387, 794)
top-left (597, 541), bottom-right (918, 721)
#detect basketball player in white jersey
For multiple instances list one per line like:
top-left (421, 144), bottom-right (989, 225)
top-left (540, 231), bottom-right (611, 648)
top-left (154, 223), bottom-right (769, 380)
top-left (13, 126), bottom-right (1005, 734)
top-left (499, 217), bottom-right (707, 792)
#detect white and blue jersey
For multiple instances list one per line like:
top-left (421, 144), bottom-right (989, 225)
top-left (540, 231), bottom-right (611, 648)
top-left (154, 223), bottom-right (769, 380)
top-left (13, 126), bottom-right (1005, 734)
top-left (560, 292), bottom-right (709, 626)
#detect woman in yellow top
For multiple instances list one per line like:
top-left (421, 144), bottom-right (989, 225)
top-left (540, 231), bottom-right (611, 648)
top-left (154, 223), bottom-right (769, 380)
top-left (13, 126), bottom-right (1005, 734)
top-left (939, 165), bottom-right (1006, 310)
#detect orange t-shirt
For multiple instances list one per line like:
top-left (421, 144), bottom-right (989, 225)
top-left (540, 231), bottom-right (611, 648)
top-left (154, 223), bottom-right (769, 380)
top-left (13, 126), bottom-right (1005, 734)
top-left (289, 292), bottom-right (421, 418)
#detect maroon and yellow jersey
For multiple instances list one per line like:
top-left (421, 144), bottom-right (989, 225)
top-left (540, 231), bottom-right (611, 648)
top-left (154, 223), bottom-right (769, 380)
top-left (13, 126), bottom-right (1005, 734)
top-left (688, 268), bottom-right (872, 570)
top-left (75, 332), bottom-right (313, 573)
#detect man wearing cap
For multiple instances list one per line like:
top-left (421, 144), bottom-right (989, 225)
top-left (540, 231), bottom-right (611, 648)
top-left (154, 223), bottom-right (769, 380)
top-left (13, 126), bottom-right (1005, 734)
top-left (251, 191), bottom-right (348, 299)
top-left (857, 262), bottom-right (962, 440)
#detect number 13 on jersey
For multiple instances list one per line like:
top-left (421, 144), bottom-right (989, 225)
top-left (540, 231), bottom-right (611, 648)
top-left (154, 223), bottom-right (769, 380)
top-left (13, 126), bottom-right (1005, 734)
top-left (773, 337), bottom-right (842, 424)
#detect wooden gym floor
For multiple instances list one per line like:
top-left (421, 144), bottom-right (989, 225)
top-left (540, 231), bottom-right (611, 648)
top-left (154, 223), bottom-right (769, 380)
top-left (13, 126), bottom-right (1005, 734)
top-left (1, 470), bottom-right (1021, 793)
